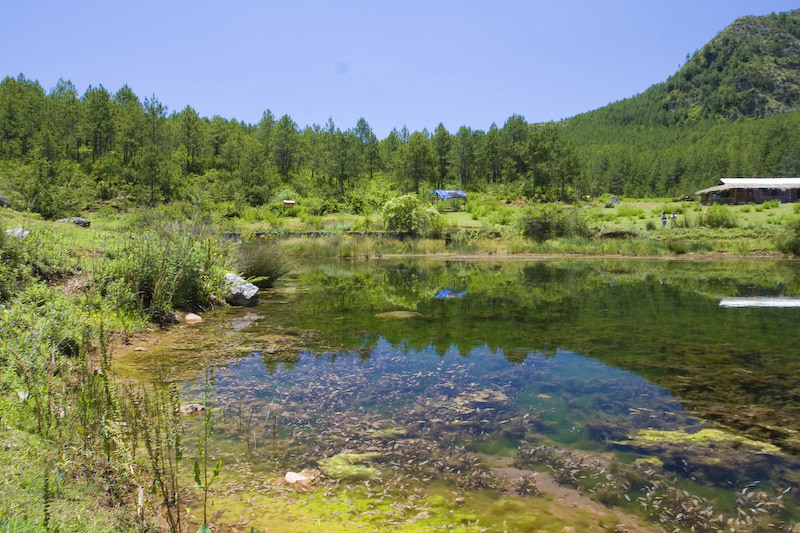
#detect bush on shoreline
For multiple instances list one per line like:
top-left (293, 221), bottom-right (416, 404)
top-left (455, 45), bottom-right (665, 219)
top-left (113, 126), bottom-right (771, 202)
top-left (382, 194), bottom-right (445, 237)
top-left (516, 203), bottom-right (590, 242)
top-left (775, 218), bottom-right (800, 255)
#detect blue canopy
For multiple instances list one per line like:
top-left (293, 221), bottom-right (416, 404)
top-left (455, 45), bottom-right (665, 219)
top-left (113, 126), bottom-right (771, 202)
top-left (435, 289), bottom-right (467, 299)
top-left (432, 190), bottom-right (467, 199)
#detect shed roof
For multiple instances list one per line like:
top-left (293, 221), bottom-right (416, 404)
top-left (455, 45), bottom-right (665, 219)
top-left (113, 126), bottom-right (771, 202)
top-left (432, 189), bottom-right (468, 199)
top-left (696, 177), bottom-right (800, 195)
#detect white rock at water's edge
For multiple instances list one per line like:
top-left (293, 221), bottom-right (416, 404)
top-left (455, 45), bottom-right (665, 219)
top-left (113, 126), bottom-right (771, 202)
top-left (179, 403), bottom-right (205, 416)
top-left (224, 272), bottom-right (259, 306)
top-left (224, 273), bottom-right (247, 287)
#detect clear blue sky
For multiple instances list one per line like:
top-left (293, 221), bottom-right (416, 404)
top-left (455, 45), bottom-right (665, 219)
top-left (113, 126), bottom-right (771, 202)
top-left (1, 0), bottom-right (798, 137)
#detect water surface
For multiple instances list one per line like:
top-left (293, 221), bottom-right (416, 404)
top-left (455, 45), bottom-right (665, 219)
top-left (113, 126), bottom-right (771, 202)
top-left (123, 259), bottom-right (800, 531)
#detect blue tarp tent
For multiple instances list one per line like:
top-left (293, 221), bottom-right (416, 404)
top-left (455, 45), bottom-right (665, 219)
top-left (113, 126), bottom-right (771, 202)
top-left (431, 190), bottom-right (467, 211)
top-left (432, 190), bottom-right (468, 199)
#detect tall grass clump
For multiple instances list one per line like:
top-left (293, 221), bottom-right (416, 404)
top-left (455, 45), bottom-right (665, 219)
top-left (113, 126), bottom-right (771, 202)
top-left (697, 205), bottom-right (738, 228)
top-left (237, 240), bottom-right (291, 288)
top-left (0, 226), bottom-right (26, 301)
top-left (775, 218), bottom-right (800, 255)
top-left (515, 203), bottom-right (590, 242)
top-left (94, 230), bottom-right (230, 322)
top-left (616, 205), bottom-right (644, 218)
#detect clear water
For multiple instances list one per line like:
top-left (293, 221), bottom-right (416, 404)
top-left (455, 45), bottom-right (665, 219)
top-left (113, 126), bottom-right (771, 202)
top-left (125, 259), bottom-right (800, 530)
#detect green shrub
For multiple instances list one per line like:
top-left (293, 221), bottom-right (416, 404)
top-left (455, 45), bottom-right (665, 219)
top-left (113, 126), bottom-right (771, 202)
top-left (775, 218), bottom-right (800, 255)
top-left (671, 214), bottom-right (693, 228)
top-left (382, 194), bottom-right (444, 237)
top-left (666, 239), bottom-right (689, 254)
top-left (698, 205), bottom-right (738, 228)
top-left (645, 220), bottom-right (656, 231)
top-left (515, 203), bottom-right (590, 242)
top-left (793, 203), bottom-right (800, 214)
top-left (237, 241), bottom-right (291, 288)
top-left (762, 200), bottom-right (780, 209)
top-left (487, 209), bottom-right (513, 225)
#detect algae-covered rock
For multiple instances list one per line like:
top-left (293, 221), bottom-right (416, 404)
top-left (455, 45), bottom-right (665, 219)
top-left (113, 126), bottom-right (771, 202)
top-left (369, 427), bottom-right (408, 439)
top-left (624, 428), bottom-right (781, 454)
top-left (614, 427), bottom-right (783, 485)
top-left (319, 452), bottom-right (381, 481)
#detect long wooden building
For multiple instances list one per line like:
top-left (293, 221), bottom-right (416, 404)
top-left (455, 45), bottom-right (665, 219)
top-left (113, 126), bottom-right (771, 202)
top-left (695, 178), bottom-right (800, 204)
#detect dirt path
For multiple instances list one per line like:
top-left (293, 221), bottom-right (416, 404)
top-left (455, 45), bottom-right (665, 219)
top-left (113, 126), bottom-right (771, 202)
top-left (485, 456), bottom-right (659, 533)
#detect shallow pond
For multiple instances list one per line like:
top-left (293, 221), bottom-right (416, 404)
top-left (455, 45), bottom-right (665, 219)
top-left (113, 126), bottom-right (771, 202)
top-left (118, 258), bottom-right (800, 531)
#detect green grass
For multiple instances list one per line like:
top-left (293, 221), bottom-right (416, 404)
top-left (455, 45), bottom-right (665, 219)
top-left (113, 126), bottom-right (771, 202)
top-left (0, 429), bottom-right (135, 532)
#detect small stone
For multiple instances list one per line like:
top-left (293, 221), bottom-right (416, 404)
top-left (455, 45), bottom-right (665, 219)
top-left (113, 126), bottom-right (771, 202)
top-left (184, 312), bottom-right (203, 323)
top-left (133, 347), bottom-right (148, 352)
top-left (284, 469), bottom-right (317, 485)
top-left (180, 403), bottom-right (205, 416)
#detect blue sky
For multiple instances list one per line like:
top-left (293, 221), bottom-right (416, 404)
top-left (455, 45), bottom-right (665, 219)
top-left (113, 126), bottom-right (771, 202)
top-left (1, 0), bottom-right (798, 137)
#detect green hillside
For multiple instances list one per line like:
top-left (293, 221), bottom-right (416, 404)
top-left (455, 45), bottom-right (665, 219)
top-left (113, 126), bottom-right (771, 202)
top-left (574, 9), bottom-right (800, 127)
top-left (566, 10), bottom-right (800, 196)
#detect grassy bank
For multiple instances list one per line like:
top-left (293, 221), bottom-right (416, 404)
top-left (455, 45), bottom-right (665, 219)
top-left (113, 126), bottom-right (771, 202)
top-left (0, 207), bottom-right (282, 531)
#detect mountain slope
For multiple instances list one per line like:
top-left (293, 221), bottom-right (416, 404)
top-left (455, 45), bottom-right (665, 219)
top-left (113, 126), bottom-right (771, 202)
top-left (571, 9), bottom-right (800, 127)
top-left (563, 9), bottom-right (800, 197)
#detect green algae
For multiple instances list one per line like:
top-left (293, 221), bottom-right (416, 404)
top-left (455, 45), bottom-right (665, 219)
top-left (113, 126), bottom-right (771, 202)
top-left (623, 428), bottom-right (782, 455)
top-left (318, 453), bottom-right (382, 481)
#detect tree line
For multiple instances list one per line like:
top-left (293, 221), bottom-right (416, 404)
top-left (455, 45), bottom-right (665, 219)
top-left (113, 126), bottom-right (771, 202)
top-left (3, 72), bottom-right (800, 219)
top-left (0, 74), bottom-right (579, 218)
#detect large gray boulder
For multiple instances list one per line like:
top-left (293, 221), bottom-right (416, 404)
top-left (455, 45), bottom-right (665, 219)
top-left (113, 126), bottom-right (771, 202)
top-left (0, 195), bottom-right (7, 208)
top-left (56, 217), bottom-right (90, 228)
top-left (224, 273), bottom-right (259, 307)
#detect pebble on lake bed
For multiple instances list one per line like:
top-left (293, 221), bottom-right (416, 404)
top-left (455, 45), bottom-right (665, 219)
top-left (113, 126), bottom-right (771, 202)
top-left (179, 403), bottom-right (205, 416)
top-left (284, 469), bottom-right (317, 486)
top-left (184, 312), bottom-right (203, 323)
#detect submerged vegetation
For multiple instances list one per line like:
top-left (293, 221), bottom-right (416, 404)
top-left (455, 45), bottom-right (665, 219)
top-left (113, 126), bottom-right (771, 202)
top-left (110, 258), bottom-right (800, 531)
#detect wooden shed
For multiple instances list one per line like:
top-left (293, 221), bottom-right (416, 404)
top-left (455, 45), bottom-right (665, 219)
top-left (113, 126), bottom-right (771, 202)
top-left (695, 178), bottom-right (800, 205)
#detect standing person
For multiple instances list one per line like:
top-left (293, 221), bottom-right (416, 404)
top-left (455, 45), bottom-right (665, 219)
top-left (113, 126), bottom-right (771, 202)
top-left (670, 211), bottom-right (677, 223)
top-left (661, 212), bottom-right (667, 227)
